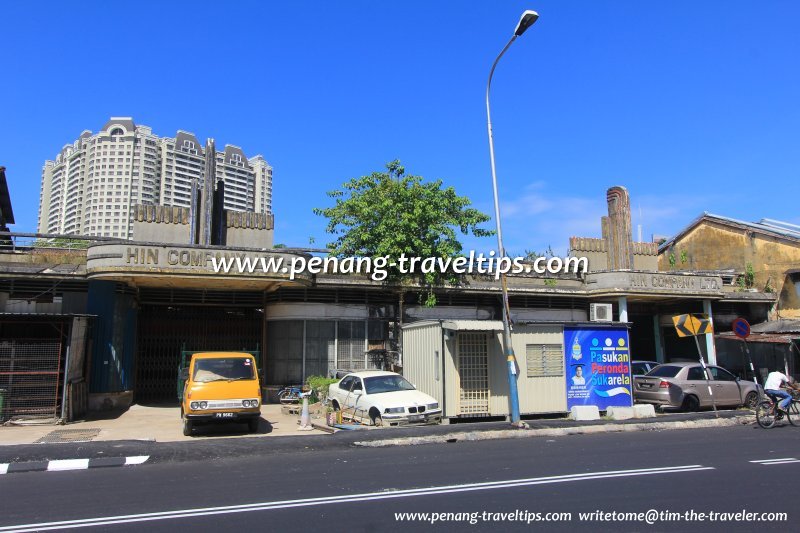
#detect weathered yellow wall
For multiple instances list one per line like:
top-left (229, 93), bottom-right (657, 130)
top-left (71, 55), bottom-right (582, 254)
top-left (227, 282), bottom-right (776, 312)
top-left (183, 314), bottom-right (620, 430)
top-left (658, 221), bottom-right (800, 316)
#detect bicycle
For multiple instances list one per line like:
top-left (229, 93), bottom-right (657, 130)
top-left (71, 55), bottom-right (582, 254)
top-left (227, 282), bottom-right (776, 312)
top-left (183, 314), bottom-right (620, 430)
top-left (277, 385), bottom-right (303, 404)
top-left (755, 390), bottom-right (800, 429)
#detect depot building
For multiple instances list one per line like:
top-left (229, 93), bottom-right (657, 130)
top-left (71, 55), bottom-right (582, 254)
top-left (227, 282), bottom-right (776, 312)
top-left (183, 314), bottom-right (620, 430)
top-left (0, 186), bottom-right (777, 421)
top-left (1, 239), bottom-right (775, 421)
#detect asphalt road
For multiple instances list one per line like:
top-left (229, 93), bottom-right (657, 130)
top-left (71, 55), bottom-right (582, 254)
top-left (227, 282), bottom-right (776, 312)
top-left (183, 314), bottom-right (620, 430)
top-left (2, 424), bottom-right (798, 532)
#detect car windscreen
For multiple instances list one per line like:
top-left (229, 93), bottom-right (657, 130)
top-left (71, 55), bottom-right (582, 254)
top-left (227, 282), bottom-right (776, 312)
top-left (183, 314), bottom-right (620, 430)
top-left (192, 358), bottom-right (255, 382)
top-left (646, 365), bottom-right (682, 378)
top-left (364, 375), bottom-right (416, 394)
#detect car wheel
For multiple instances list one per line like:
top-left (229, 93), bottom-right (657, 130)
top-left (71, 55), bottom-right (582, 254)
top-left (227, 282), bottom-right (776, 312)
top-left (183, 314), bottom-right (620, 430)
top-left (248, 418), bottom-right (260, 433)
top-left (331, 400), bottom-right (340, 411)
top-left (182, 416), bottom-right (193, 436)
top-left (681, 394), bottom-right (700, 412)
top-left (744, 391), bottom-right (759, 409)
top-left (370, 408), bottom-right (383, 427)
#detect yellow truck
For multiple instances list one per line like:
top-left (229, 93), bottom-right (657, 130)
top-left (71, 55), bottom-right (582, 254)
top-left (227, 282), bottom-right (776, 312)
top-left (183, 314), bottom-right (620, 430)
top-left (179, 352), bottom-right (262, 436)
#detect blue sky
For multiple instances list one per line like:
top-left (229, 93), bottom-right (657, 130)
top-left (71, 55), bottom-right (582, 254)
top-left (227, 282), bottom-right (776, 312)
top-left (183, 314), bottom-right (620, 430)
top-left (2, 1), bottom-right (799, 255)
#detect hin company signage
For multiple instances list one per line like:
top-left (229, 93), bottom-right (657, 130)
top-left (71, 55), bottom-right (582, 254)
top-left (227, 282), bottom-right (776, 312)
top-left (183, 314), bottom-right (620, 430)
top-left (628, 273), bottom-right (720, 291)
top-left (586, 271), bottom-right (723, 295)
top-left (86, 243), bottom-right (313, 284)
top-left (125, 246), bottom-right (225, 267)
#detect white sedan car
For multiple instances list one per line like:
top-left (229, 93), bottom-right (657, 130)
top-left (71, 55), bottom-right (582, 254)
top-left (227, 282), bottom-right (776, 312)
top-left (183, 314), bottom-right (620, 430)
top-left (328, 371), bottom-right (442, 426)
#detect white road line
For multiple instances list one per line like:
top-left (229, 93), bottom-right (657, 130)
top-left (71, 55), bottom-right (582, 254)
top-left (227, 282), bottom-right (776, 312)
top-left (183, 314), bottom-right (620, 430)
top-left (47, 459), bottom-right (90, 472)
top-left (0, 464), bottom-right (713, 532)
top-left (749, 458), bottom-right (797, 463)
top-left (758, 460), bottom-right (800, 465)
top-left (0, 464), bottom-right (7, 475)
top-left (124, 456), bottom-right (149, 466)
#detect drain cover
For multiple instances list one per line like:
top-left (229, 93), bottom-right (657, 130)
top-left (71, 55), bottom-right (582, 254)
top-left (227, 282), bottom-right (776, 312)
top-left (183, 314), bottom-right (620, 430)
top-left (35, 428), bottom-right (101, 444)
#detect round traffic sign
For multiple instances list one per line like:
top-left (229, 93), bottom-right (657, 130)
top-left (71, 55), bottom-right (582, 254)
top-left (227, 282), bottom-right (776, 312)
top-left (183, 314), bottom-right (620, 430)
top-left (732, 317), bottom-right (750, 339)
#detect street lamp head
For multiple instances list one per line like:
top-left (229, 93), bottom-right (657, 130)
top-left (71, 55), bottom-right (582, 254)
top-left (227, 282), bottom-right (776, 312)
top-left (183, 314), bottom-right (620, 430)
top-left (514, 10), bottom-right (539, 36)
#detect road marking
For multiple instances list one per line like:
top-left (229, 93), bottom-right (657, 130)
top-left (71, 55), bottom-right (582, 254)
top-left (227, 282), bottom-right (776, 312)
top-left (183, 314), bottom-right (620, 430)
top-left (749, 458), bottom-right (799, 464)
top-left (0, 456), bottom-right (149, 475)
top-left (0, 464), bottom-right (712, 531)
top-left (47, 459), bottom-right (90, 472)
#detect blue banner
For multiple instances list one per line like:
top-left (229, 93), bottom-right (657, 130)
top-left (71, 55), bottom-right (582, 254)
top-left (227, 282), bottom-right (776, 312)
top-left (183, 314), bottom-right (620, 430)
top-left (564, 326), bottom-right (632, 410)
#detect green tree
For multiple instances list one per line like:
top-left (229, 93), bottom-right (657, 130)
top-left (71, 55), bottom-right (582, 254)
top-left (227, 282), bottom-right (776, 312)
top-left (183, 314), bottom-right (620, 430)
top-left (524, 246), bottom-right (555, 260)
top-left (314, 160), bottom-right (493, 345)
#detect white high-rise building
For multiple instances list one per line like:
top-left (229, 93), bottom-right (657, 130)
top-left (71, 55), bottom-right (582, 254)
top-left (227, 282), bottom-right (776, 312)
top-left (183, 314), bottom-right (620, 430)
top-left (38, 117), bottom-right (273, 238)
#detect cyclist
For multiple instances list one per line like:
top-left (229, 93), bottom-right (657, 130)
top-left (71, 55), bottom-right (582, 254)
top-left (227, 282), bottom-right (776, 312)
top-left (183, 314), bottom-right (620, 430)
top-left (764, 370), bottom-right (794, 414)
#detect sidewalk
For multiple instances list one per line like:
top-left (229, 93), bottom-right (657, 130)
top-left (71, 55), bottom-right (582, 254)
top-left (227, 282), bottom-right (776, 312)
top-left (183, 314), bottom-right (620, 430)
top-left (0, 403), bottom-right (332, 446)
top-left (1, 403), bottom-right (753, 448)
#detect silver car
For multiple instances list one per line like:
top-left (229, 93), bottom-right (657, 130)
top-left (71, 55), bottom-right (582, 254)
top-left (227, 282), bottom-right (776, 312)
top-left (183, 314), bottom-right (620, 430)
top-left (634, 362), bottom-right (760, 411)
top-left (632, 360), bottom-right (660, 376)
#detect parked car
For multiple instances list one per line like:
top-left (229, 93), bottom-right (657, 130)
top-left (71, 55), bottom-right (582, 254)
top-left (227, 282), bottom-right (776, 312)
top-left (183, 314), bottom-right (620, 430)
top-left (632, 360), bottom-right (660, 376)
top-left (328, 370), bottom-right (442, 426)
top-left (633, 362), bottom-right (760, 411)
top-left (180, 352), bottom-right (262, 436)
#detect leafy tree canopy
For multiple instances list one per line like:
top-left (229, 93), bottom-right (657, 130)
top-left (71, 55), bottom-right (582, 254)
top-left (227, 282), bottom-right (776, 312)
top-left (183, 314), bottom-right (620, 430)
top-left (313, 160), bottom-right (493, 305)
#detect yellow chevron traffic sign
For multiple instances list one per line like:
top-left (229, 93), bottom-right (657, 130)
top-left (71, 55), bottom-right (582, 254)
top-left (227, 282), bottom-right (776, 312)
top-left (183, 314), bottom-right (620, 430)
top-left (672, 313), bottom-right (713, 337)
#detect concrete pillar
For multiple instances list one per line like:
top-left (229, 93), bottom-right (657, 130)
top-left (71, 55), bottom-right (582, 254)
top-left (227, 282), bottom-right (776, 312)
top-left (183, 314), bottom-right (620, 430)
top-left (703, 299), bottom-right (717, 365)
top-left (653, 314), bottom-right (665, 363)
top-left (618, 296), bottom-right (628, 323)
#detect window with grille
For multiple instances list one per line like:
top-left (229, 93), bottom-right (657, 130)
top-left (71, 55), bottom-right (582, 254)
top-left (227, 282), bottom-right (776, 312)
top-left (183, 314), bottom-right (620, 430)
top-left (526, 343), bottom-right (564, 378)
top-left (336, 321), bottom-right (366, 371)
top-left (305, 321), bottom-right (335, 379)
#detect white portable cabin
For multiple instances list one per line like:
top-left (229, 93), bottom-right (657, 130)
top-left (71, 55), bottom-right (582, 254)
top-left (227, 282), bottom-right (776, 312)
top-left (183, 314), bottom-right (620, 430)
top-left (402, 320), bottom-right (568, 419)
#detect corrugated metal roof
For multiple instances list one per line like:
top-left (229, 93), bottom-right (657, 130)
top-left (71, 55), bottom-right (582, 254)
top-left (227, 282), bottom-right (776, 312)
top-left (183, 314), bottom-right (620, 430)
top-left (659, 213), bottom-right (800, 252)
top-left (751, 319), bottom-right (800, 334)
top-left (717, 332), bottom-right (799, 345)
top-left (401, 320), bottom-right (442, 330)
top-left (441, 320), bottom-right (504, 331)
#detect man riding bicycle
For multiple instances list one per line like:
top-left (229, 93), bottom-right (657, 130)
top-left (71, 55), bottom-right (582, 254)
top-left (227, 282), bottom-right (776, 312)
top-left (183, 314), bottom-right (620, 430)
top-left (764, 370), bottom-right (794, 414)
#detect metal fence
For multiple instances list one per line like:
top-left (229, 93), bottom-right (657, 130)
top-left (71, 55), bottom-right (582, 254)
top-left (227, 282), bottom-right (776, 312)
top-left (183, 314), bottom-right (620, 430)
top-left (0, 341), bottom-right (63, 421)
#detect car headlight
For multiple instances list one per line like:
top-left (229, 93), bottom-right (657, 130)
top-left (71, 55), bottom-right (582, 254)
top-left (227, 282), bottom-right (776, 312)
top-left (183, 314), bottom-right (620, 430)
top-left (384, 407), bottom-right (405, 414)
top-left (199, 401), bottom-right (208, 409)
top-left (190, 402), bottom-right (199, 410)
top-left (242, 400), bottom-right (250, 407)
top-left (251, 398), bottom-right (259, 408)
top-left (427, 402), bottom-right (439, 410)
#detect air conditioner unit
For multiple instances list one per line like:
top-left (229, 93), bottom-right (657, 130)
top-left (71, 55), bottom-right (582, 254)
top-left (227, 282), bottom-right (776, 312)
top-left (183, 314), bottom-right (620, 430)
top-left (590, 303), bottom-right (613, 322)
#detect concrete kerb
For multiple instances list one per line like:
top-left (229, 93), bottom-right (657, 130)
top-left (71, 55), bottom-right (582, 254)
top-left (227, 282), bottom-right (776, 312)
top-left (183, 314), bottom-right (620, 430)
top-left (353, 413), bottom-right (752, 448)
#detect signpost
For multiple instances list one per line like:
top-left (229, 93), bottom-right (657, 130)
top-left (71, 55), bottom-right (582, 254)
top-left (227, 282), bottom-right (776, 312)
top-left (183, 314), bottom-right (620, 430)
top-left (732, 317), bottom-right (759, 404)
top-left (672, 313), bottom-right (718, 417)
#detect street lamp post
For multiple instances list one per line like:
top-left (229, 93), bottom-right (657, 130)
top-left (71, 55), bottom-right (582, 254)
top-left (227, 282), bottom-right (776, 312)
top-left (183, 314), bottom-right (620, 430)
top-left (486, 10), bottom-right (539, 426)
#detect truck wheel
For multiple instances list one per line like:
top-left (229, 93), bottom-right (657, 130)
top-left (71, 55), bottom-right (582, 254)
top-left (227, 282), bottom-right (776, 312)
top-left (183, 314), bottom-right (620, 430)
top-left (182, 417), bottom-right (193, 436)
